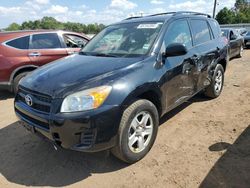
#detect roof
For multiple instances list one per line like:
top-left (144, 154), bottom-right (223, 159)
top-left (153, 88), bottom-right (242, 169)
top-left (0, 30), bottom-right (89, 42)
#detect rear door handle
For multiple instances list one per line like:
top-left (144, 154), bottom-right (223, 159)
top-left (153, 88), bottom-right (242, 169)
top-left (28, 52), bottom-right (41, 57)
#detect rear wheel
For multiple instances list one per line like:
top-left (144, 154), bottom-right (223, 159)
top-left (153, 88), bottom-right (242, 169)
top-left (236, 45), bottom-right (243, 58)
top-left (111, 99), bottom-right (159, 163)
top-left (204, 64), bottom-right (224, 98)
top-left (13, 72), bottom-right (29, 94)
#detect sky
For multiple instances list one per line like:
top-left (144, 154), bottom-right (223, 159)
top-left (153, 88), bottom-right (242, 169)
top-left (0, 0), bottom-right (236, 28)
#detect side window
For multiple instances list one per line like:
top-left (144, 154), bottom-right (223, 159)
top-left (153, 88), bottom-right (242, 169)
top-left (63, 34), bottom-right (88, 48)
top-left (6, 36), bottom-right (30, 49)
top-left (30, 33), bottom-right (61, 49)
top-left (209, 20), bottom-right (221, 38)
top-left (190, 19), bottom-right (212, 46)
top-left (163, 19), bottom-right (192, 49)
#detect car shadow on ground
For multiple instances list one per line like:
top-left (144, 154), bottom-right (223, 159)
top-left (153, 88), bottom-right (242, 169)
top-left (200, 125), bottom-right (250, 188)
top-left (0, 93), bottom-right (210, 187)
top-left (0, 122), bottom-right (128, 187)
top-left (0, 91), bottom-right (14, 100)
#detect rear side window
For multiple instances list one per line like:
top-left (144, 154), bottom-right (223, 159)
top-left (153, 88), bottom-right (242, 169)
top-left (164, 19), bottom-right (192, 49)
top-left (30, 33), bottom-right (61, 49)
top-left (190, 19), bottom-right (211, 46)
top-left (209, 20), bottom-right (221, 38)
top-left (6, 36), bottom-right (30, 49)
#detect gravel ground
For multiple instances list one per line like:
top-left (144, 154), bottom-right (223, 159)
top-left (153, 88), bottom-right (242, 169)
top-left (0, 50), bottom-right (250, 188)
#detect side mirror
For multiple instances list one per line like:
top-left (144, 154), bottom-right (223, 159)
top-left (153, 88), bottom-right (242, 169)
top-left (230, 34), bottom-right (237, 41)
top-left (164, 43), bottom-right (188, 57)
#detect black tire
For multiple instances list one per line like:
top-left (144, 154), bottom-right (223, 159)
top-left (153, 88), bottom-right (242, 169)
top-left (236, 45), bottom-right (243, 58)
top-left (204, 64), bottom-right (224, 98)
top-left (111, 99), bottom-right (159, 163)
top-left (13, 72), bottom-right (28, 94)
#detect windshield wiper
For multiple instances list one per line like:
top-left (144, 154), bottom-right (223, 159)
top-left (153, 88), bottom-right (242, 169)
top-left (79, 52), bottom-right (118, 57)
top-left (79, 51), bottom-right (92, 56)
top-left (93, 53), bottom-right (118, 57)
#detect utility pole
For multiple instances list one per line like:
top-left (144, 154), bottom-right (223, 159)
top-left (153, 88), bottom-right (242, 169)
top-left (213, 0), bottom-right (218, 18)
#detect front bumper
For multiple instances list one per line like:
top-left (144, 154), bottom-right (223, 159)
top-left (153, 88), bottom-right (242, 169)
top-left (0, 82), bottom-right (12, 91)
top-left (15, 101), bottom-right (122, 152)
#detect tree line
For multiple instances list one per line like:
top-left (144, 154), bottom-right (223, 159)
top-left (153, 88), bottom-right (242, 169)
top-left (5, 17), bottom-right (106, 34)
top-left (216, 0), bottom-right (250, 24)
top-left (4, 0), bottom-right (249, 32)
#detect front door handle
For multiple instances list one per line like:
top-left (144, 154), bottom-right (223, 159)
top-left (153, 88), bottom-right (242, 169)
top-left (28, 52), bottom-right (41, 57)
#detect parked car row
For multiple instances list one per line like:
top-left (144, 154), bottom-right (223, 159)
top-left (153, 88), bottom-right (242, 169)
top-left (221, 28), bottom-right (244, 59)
top-left (0, 30), bottom-right (89, 93)
top-left (9, 11), bottom-right (230, 163)
top-left (244, 31), bottom-right (250, 48)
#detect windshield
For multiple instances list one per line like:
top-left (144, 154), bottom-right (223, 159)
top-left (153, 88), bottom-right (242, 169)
top-left (247, 32), bottom-right (250, 36)
top-left (81, 22), bottom-right (163, 58)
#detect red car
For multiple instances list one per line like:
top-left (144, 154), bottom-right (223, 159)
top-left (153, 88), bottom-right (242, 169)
top-left (0, 30), bottom-right (89, 93)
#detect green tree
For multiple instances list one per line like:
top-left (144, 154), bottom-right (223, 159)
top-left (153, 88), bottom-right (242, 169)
top-left (5, 23), bottom-right (20, 31)
top-left (5, 16), bottom-right (105, 34)
top-left (216, 7), bottom-right (235, 24)
top-left (216, 0), bottom-right (250, 24)
top-left (235, 0), bottom-right (248, 10)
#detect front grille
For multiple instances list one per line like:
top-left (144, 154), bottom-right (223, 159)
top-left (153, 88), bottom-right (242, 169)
top-left (17, 87), bottom-right (52, 113)
top-left (16, 109), bottom-right (50, 130)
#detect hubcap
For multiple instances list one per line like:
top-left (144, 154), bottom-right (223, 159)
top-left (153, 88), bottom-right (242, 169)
top-left (128, 111), bottom-right (153, 153)
top-left (240, 46), bottom-right (243, 56)
top-left (214, 70), bottom-right (223, 93)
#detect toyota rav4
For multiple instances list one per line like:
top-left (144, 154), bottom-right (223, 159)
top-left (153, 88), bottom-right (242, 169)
top-left (15, 12), bottom-right (228, 163)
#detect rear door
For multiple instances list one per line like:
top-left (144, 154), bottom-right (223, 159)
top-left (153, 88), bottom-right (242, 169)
top-left (189, 18), bottom-right (218, 91)
top-left (62, 33), bottom-right (88, 55)
top-left (28, 33), bottom-right (67, 66)
top-left (1, 35), bottom-right (31, 82)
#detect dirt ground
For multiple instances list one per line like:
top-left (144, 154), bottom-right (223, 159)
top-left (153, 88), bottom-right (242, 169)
top-left (0, 50), bottom-right (250, 188)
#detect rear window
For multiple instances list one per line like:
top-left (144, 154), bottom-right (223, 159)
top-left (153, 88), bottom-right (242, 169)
top-left (6, 36), bottom-right (30, 49)
top-left (209, 20), bottom-right (221, 38)
top-left (30, 33), bottom-right (61, 49)
top-left (190, 19), bottom-right (212, 46)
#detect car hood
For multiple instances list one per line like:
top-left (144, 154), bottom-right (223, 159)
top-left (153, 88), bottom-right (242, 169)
top-left (20, 54), bottom-right (144, 97)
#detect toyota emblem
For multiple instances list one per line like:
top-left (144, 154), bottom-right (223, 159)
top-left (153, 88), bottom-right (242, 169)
top-left (25, 95), bottom-right (33, 106)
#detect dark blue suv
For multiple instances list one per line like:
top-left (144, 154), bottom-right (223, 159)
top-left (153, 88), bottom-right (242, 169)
top-left (15, 12), bottom-right (228, 163)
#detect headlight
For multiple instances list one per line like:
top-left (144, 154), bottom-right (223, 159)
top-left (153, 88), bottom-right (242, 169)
top-left (61, 86), bottom-right (112, 113)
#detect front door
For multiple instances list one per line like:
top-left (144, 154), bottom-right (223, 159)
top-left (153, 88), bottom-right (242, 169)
top-left (160, 19), bottom-right (198, 109)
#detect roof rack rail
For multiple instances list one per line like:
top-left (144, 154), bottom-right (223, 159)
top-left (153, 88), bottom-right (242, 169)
top-left (124, 16), bottom-right (143, 20)
top-left (145, 12), bottom-right (177, 17)
top-left (124, 11), bottom-right (211, 20)
top-left (173, 11), bottom-right (211, 18)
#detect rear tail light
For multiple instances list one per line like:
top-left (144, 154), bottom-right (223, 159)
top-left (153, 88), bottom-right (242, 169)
top-left (223, 37), bottom-right (228, 45)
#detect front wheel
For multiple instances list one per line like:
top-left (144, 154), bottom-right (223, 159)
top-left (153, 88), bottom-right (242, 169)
top-left (13, 72), bottom-right (29, 94)
top-left (111, 99), bottom-right (159, 163)
top-left (204, 64), bottom-right (224, 98)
